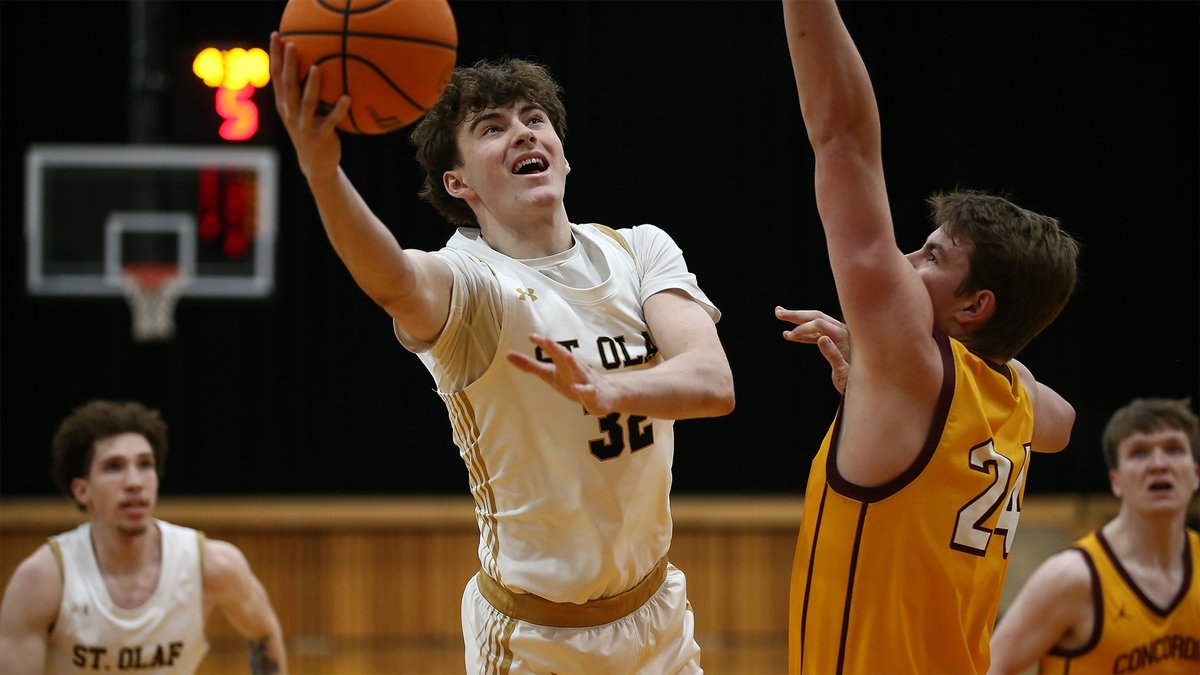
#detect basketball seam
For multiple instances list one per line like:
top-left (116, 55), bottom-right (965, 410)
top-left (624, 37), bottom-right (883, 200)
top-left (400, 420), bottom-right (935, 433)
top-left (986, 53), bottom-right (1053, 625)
top-left (315, 0), bottom-right (393, 15)
top-left (337, 1), bottom-right (356, 132)
top-left (276, 31), bottom-right (456, 52)
top-left (309, 54), bottom-right (429, 112)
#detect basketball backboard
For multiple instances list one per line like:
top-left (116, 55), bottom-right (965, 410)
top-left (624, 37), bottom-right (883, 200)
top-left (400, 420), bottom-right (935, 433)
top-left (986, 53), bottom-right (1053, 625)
top-left (25, 144), bottom-right (277, 298)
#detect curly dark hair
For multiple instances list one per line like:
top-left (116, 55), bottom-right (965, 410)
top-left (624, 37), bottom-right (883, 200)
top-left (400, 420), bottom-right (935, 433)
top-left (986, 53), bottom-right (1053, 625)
top-left (928, 190), bottom-right (1080, 361)
top-left (411, 58), bottom-right (568, 226)
top-left (51, 400), bottom-right (169, 511)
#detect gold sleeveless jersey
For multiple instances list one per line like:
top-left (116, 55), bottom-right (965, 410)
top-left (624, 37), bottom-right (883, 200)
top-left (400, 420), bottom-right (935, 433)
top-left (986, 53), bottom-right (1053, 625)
top-left (789, 334), bottom-right (1033, 674)
top-left (1038, 529), bottom-right (1200, 674)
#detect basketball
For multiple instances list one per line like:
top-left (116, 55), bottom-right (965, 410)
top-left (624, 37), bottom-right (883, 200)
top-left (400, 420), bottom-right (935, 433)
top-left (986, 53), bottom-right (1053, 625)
top-left (278, 0), bottom-right (457, 135)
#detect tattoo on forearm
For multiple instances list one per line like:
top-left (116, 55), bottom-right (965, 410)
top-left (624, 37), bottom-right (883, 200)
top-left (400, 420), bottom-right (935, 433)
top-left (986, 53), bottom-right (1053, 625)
top-left (247, 638), bottom-right (280, 675)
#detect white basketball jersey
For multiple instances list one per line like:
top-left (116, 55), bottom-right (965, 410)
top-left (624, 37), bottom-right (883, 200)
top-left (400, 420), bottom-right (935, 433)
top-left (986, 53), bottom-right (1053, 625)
top-left (416, 223), bottom-right (717, 604)
top-left (45, 520), bottom-right (209, 674)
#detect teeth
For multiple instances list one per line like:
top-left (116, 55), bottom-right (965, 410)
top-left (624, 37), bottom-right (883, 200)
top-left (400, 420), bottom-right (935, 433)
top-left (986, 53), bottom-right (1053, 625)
top-left (513, 157), bottom-right (545, 173)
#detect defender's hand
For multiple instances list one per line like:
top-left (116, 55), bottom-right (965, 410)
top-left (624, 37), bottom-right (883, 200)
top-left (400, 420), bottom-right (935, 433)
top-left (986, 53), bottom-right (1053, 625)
top-left (776, 307), bottom-right (851, 394)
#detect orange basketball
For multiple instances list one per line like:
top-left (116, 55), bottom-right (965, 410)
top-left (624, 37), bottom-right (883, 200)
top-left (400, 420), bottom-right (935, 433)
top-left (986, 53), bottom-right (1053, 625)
top-left (278, 0), bottom-right (457, 135)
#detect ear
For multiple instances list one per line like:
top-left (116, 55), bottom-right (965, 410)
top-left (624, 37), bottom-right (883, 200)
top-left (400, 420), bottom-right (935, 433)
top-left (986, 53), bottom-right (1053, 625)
top-left (70, 477), bottom-right (90, 510)
top-left (443, 170), bottom-right (473, 200)
top-left (954, 289), bottom-right (996, 331)
top-left (1108, 469), bottom-right (1122, 499)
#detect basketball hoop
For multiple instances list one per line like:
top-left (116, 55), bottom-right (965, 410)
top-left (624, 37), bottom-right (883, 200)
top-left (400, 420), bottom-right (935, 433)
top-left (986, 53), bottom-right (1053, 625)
top-left (121, 263), bottom-right (186, 342)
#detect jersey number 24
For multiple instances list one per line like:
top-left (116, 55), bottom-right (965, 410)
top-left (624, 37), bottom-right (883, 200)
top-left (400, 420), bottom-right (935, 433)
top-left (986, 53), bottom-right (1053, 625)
top-left (951, 440), bottom-right (1031, 558)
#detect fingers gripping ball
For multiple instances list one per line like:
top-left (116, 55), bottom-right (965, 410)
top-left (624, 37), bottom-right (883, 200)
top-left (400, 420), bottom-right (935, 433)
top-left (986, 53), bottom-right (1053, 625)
top-left (279, 0), bottom-right (457, 135)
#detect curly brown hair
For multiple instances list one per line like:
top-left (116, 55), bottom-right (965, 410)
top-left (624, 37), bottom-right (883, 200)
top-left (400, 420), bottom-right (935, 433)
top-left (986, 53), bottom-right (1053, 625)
top-left (928, 190), bottom-right (1080, 361)
top-left (411, 58), bottom-right (568, 225)
top-left (51, 400), bottom-right (169, 511)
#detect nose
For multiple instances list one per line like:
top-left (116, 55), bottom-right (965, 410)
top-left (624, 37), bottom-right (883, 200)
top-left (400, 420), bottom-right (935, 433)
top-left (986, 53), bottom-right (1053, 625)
top-left (512, 126), bottom-right (536, 146)
top-left (1148, 446), bottom-right (1171, 468)
top-left (903, 249), bottom-right (921, 268)
top-left (122, 465), bottom-right (144, 490)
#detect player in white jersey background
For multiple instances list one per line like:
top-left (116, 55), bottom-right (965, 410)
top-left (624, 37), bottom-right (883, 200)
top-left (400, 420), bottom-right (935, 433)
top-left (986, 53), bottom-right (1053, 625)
top-left (0, 400), bottom-right (287, 674)
top-left (271, 31), bottom-right (734, 675)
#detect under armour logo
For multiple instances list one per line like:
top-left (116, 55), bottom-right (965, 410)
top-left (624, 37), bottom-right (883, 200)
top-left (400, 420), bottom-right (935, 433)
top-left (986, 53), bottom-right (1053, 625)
top-left (517, 288), bottom-right (538, 301)
top-left (71, 603), bottom-right (89, 615)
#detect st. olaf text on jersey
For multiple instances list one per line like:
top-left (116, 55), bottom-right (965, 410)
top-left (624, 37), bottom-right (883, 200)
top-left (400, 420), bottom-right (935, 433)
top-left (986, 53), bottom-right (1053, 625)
top-left (72, 641), bottom-right (185, 670)
top-left (534, 332), bottom-right (660, 370)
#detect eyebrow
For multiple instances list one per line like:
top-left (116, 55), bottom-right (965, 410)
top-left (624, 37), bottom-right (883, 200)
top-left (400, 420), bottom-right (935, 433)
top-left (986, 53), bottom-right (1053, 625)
top-left (100, 451), bottom-right (155, 463)
top-left (467, 103), bottom-right (547, 134)
top-left (467, 110), bottom-right (502, 134)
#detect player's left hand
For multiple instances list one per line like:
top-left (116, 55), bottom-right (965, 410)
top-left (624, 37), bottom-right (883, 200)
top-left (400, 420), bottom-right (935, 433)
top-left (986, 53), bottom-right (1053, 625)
top-left (270, 31), bottom-right (350, 183)
top-left (507, 333), bottom-right (618, 415)
top-left (776, 307), bottom-right (851, 394)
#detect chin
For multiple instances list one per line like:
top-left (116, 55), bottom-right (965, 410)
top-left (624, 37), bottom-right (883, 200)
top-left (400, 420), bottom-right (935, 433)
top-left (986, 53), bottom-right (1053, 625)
top-left (117, 522), bottom-right (151, 536)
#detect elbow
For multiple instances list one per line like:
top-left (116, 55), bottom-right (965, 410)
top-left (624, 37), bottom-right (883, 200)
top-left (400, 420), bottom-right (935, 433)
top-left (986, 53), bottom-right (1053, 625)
top-left (1059, 409), bottom-right (1076, 450)
top-left (810, 128), bottom-right (880, 174)
top-left (1051, 396), bottom-right (1077, 452)
top-left (675, 362), bottom-right (734, 419)
top-left (708, 369), bottom-right (736, 417)
top-left (707, 391), bottom-right (735, 418)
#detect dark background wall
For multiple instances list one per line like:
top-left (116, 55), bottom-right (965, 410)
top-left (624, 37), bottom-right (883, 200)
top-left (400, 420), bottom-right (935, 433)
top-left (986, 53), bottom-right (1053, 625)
top-left (2, 1), bottom-right (1196, 498)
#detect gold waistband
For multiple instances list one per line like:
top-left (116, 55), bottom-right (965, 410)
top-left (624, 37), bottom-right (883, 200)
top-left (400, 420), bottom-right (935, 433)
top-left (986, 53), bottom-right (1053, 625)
top-left (476, 557), bottom-right (669, 628)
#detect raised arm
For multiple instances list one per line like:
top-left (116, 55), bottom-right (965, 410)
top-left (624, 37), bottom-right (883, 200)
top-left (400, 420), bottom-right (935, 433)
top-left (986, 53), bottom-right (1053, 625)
top-left (783, 0), bottom-right (944, 484)
top-left (202, 540), bottom-right (288, 675)
top-left (507, 290), bottom-right (734, 420)
top-left (269, 32), bottom-right (452, 342)
top-left (783, 1), bottom-right (937, 372)
top-left (0, 545), bottom-right (61, 674)
top-left (988, 549), bottom-right (1094, 674)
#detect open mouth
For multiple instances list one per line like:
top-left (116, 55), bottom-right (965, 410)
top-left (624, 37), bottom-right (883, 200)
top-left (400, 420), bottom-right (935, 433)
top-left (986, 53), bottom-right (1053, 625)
top-left (512, 157), bottom-right (547, 175)
top-left (120, 499), bottom-right (149, 513)
top-left (1148, 480), bottom-right (1174, 494)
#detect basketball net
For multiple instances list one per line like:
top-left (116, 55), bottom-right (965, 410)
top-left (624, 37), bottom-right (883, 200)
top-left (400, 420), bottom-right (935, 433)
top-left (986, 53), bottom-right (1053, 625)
top-left (121, 264), bottom-right (186, 342)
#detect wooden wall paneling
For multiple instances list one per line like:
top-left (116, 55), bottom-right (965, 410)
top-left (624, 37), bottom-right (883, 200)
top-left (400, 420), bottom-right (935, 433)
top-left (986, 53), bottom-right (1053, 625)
top-left (3, 494), bottom-right (1150, 675)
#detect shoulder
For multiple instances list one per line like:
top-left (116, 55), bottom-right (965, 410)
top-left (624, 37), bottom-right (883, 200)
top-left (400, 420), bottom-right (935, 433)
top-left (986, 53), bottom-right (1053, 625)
top-left (201, 539), bottom-right (253, 591)
top-left (1006, 547), bottom-right (1096, 628)
top-left (586, 222), bottom-right (677, 253)
top-left (1030, 547), bottom-right (1095, 597)
top-left (1187, 529), bottom-right (1200, 556)
top-left (433, 247), bottom-right (497, 276)
top-left (621, 223), bottom-right (678, 251)
top-left (9, 543), bottom-right (62, 589)
top-left (1, 544), bottom-right (63, 623)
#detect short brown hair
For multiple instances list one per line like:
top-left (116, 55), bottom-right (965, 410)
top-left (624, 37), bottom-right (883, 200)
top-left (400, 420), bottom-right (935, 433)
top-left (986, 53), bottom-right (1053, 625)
top-left (1101, 398), bottom-right (1199, 470)
top-left (51, 400), bottom-right (169, 511)
top-left (929, 190), bottom-right (1080, 361)
top-left (411, 58), bottom-right (568, 226)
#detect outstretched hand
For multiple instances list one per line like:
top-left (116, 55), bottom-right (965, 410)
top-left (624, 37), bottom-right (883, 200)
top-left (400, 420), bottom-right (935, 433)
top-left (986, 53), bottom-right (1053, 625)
top-left (269, 32), bottom-right (351, 182)
top-left (507, 334), bottom-right (619, 416)
top-left (776, 307), bottom-right (851, 394)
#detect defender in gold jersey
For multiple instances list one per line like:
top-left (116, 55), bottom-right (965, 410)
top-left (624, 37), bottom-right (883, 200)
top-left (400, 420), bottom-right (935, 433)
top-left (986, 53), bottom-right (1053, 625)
top-left (778, 1), bottom-right (1080, 672)
top-left (991, 398), bottom-right (1200, 674)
